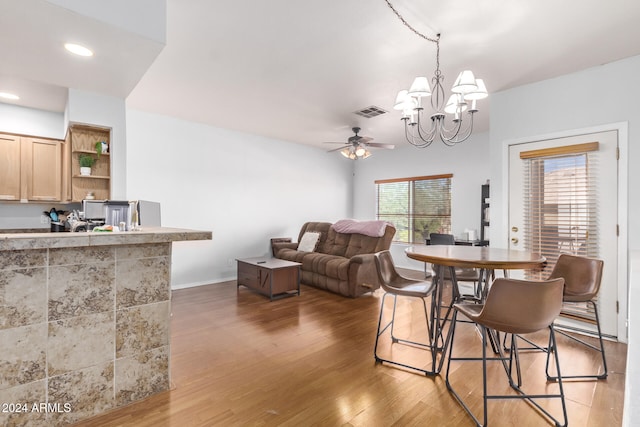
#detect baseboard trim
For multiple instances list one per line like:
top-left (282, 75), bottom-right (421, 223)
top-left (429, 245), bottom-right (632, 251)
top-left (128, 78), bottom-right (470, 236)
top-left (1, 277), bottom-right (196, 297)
top-left (171, 276), bottom-right (236, 290)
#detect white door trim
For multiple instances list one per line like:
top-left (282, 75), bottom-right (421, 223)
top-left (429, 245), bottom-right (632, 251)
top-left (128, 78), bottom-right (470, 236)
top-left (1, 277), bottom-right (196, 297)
top-left (500, 122), bottom-right (629, 343)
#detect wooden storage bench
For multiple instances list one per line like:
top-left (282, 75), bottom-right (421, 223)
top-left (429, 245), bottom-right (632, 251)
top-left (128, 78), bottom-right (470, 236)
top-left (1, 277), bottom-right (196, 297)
top-left (237, 257), bottom-right (301, 301)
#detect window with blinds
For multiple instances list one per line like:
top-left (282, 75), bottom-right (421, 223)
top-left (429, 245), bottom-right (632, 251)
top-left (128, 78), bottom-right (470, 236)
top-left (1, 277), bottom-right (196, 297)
top-left (376, 174), bottom-right (452, 243)
top-left (521, 142), bottom-right (599, 322)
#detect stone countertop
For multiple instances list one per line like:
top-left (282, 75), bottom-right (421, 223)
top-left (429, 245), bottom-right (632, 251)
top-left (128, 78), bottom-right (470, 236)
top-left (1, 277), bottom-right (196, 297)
top-left (0, 227), bottom-right (212, 251)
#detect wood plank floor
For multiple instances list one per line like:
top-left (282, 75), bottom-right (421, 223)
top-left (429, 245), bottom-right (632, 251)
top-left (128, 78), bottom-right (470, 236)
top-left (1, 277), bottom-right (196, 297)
top-left (74, 274), bottom-right (627, 426)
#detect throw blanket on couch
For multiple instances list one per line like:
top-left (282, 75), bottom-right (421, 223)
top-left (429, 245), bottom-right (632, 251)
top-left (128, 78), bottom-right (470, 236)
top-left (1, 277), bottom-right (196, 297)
top-left (331, 219), bottom-right (389, 237)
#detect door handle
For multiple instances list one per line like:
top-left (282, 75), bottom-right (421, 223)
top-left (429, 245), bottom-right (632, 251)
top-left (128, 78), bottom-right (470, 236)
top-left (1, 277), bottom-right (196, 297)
top-left (511, 226), bottom-right (519, 232)
top-left (511, 237), bottom-right (519, 244)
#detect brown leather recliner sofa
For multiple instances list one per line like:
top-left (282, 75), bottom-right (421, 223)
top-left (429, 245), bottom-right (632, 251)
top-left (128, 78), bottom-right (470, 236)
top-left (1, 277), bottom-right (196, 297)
top-left (272, 221), bottom-right (396, 298)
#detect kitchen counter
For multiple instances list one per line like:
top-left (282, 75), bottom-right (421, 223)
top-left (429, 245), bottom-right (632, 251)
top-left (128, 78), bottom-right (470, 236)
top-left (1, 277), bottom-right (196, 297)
top-left (0, 226), bottom-right (211, 250)
top-left (0, 227), bottom-right (211, 426)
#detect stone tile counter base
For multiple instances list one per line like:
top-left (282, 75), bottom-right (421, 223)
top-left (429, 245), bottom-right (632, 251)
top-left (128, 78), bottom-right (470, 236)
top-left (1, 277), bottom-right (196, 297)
top-left (0, 228), bottom-right (211, 426)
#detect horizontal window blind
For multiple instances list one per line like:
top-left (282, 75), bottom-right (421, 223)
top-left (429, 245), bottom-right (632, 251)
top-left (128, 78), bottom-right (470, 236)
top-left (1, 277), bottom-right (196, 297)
top-left (376, 174), bottom-right (452, 243)
top-left (522, 144), bottom-right (599, 322)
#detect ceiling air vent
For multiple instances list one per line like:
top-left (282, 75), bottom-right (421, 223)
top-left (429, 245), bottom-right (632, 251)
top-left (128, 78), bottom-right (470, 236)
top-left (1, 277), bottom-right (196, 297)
top-left (354, 105), bottom-right (387, 118)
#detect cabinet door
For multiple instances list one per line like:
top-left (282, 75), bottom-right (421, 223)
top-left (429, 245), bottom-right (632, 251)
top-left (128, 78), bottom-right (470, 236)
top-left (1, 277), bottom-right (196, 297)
top-left (0, 134), bottom-right (21, 200)
top-left (23, 137), bottom-right (62, 201)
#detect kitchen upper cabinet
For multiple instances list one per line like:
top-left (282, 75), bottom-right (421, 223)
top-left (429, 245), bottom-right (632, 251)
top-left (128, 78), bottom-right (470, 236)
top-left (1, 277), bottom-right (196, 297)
top-left (0, 133), bottom-right (63, 202)
top-left (24, 137), bottom-right (62, 201)
top-left (0, 134), bottom-right (21, 200)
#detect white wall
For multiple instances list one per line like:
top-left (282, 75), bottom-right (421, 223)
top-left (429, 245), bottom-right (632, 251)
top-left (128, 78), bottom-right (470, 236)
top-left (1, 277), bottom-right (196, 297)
top-left (125, 109), bottom-right (353, 287)
top-left (0, 103), bottom-right (65, 138)
top-left (624, 250), bottom-right (640, 426)
top-left (352, 131), bottom-right (491, 270)
top-left (490, 54), bottom-right (638, 426)
top-left (67, 89), bottom-right (127, 199)
top-left (489, 55), bottom-right (639, 251)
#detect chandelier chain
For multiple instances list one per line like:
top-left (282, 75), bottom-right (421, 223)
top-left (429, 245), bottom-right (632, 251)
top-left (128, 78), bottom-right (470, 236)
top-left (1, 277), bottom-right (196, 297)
top-left (383, 0), bottom-right (440, 69)
top-left (384, 0), bottom-right (485, 147)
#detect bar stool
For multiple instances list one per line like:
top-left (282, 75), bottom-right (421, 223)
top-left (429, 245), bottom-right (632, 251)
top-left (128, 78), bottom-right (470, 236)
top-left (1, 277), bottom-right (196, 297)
top-left (373, 250), bottom-right (444, 375)
top-left (430, 233), bottom-right (481, 299)
top-left (445, 277), bottom-right (568, 427)
top-left (546, 254), bottom-right (607, 380)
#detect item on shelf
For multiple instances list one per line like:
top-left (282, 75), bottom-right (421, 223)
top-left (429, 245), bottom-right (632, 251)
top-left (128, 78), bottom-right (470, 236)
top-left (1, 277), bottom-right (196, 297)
top-left (95, 141), bottom-right (108, 156)
top-left (464, 229), bottom-right (477, 241)
top-left (78, 154), bottom-right (96, 176)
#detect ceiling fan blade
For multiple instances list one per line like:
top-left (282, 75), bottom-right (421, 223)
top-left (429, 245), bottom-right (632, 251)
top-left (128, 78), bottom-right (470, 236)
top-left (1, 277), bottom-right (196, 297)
top-left (327, 146), bottom-right (347, 153)
top-left (350, 135), bottom-right (373, 144)
top-left (366, 142), bottom-right (395, 149)
top-left (323, 141), bottom-right (347, 145)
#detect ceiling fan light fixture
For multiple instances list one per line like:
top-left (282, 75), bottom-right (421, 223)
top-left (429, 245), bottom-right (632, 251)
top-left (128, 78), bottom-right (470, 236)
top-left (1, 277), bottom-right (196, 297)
top-left (327, 126), bottom-right (393, 160)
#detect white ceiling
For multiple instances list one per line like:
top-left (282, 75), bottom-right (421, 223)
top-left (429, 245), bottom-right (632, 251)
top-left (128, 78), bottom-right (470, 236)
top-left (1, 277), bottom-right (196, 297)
top-left (2, 0), bottom-right (640, 150)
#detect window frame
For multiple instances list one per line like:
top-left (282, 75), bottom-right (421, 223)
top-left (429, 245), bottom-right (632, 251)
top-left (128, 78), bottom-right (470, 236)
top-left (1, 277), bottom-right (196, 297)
top-left (375, 173), bottom-right (453, 244)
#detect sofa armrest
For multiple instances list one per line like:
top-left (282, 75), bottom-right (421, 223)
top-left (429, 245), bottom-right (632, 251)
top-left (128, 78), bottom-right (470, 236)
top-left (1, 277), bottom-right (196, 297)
top-left (348, 253), bottom-right (381, 294)
top-left (271, 238), bottom-right (297, 257)
top-left (350, 253), bottom-right (375, 265)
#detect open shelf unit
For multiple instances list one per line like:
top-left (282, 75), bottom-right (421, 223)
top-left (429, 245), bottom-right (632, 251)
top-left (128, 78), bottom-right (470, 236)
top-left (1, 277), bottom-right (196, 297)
top-left (480, 183), bottom-right (490, 245)
top-left (67, 124), bottom-right (111, 202)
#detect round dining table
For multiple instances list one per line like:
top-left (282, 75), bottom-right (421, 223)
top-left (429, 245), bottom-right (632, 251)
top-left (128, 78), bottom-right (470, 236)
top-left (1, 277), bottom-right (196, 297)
top-left (405, 245), bottom-right (546, 354)
top-left (405, 245), bottom-right (546, 271)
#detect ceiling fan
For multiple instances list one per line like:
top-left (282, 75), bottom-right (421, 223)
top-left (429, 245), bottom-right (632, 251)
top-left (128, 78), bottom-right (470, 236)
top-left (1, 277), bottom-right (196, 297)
top-left (325, 127), bottom-right (395, 160)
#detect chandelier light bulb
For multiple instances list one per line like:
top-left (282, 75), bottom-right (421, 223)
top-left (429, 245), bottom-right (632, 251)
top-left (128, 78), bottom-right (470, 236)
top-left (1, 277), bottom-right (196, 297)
top-left (444, 94), bottom-right (467, 114)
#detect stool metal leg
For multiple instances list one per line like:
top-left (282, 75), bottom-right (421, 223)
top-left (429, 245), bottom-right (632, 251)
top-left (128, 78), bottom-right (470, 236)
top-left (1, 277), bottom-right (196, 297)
top-left (446, 311), bottom-right (568, 426)
top-left (374, 290), bottom-right (442, 375)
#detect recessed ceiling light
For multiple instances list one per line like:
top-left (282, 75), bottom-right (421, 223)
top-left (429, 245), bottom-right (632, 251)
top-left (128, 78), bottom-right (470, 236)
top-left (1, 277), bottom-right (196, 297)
top-left (0, 92), bottom-right (20, 100)
top-left (64, 43), bottom-right (93, 57)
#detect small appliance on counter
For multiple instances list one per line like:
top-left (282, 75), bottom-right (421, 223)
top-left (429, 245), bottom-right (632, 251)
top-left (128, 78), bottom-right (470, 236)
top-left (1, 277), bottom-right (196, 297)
top-left (82, 200), bottom-right (106, 221)
top-left (134, 200), bottom-right (162, 227)
top-left (79, 199), bottom-right (107, 231)
top-left (104, 200), bottom-right (163, 230)
top-left (72, 199), bottom-right (162, 232)
top-left (104, 200), bottom-right (133, 230)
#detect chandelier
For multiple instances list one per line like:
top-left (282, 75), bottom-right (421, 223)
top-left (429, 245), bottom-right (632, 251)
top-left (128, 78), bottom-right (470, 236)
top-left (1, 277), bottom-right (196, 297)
top-left (385, 1), bottom-right (488, 147)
